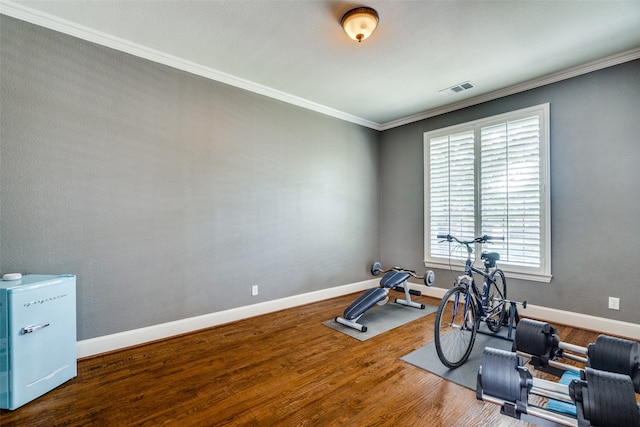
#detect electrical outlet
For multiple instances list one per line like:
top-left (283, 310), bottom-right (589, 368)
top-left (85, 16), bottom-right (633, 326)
top-left (251, 285), bottom-right (259, 296)
top-left (608, 296), bottom-right (620, 310)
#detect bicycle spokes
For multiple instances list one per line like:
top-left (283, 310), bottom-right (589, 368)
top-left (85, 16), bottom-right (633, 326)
top-left (434, 286), bottom-right (478, 368)
top-left (486, 270), bottom-right (507, 333)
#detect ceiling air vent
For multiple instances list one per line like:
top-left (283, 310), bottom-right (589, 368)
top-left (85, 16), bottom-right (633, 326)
top-left (440, 81), bottom-right (475, 95)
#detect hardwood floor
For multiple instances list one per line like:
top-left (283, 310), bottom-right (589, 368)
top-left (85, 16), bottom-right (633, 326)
top-left (1, 292), bottom-right (604, 426)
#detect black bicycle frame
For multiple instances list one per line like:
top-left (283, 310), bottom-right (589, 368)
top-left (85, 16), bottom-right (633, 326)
top-left (452, 247), bottom-right (502, 328)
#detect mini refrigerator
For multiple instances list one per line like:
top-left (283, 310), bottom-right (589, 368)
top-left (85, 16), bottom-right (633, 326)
top-left (0, 274), bottom-right (77, 410)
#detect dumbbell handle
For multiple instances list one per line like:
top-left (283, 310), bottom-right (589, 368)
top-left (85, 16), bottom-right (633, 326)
top-left (559, 341), bottom-right (588, 356)
top-left (480, 393), bottom-right (576, 427)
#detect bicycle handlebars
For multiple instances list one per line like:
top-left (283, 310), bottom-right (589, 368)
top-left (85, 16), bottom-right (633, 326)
top-left (436, 234), bottom-right (504, 244)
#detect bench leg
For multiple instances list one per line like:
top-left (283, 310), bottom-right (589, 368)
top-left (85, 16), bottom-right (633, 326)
top-left (394, 280), bottom-right (426, 309)
top-left (334, 316), bottom-right (367, 332)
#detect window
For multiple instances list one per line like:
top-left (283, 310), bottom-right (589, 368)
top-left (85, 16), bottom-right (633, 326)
top-left (424, 104), bottom-right (551, 282)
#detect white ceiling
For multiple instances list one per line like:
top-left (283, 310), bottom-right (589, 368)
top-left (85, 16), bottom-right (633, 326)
top-left (2, 1), bottom-right (640, 130)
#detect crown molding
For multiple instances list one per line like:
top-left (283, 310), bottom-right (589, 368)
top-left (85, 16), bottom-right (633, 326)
top-left (0, 1), bottom-right (383, 131)
top-left (378, 47), bottom-right (640, 131)
top-left (2, 1), bottom-right (638, 132)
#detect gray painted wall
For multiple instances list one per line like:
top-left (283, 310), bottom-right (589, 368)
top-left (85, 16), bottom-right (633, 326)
top-left (380, 59), bottom-right (640, 323)
top-left (2, 15), bottom-right (638, 342)
top-left (0, 16), bottom-right (380, 340)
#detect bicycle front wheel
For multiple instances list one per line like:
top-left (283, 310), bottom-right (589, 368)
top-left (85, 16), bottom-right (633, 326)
top-left (434, 285), bottom-right (477, 368)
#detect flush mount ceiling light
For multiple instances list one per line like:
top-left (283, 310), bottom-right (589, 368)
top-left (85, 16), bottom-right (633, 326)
top-left (341, 7), bottom-right (379, 43)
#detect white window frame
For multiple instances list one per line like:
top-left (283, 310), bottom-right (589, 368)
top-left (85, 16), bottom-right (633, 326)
top-left (424, 103), bottom-right (551, 282)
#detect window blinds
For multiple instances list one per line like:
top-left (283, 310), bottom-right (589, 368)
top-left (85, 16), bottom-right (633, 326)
top-left (426, 107), bottom-right (547, 273)
top-left (480, 116), bottom-right (541, 267)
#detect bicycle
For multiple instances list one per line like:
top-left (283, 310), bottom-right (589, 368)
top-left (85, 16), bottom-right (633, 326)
top-left (433, 234), bottom-right (508, 368)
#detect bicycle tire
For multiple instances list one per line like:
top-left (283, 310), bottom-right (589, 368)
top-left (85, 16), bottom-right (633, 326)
top-left (434, 284), bottom-right (477, 368)
top-left (486, 269), bottom-right (507, 333)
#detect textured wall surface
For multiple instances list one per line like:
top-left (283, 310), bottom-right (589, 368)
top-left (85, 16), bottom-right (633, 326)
top-left (2, 14), bottom-right (638, 341)
top-left (0, 16), bottom-right (380, 340)
top-left (380, 59), bottom-right (640, 323)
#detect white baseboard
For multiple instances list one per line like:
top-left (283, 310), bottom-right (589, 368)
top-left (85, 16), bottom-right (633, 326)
top-left (76, 279), bottom-right (377, 358)
top-left (78, 279), bottom-right (639, 358)
top-left (415, 285), bottom-right (640, 341)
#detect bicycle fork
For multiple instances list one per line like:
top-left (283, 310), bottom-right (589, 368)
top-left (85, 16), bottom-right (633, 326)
top-left (449, 288), bottom-right (473, 331)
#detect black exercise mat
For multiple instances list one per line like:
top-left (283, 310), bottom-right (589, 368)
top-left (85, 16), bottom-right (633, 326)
top-left (323, 302), bottom-right (437, 341)
top-left (401, 325), bottom-right (514, 390)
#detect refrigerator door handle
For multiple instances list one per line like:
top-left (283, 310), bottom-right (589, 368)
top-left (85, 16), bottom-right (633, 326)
top-left (22, 323), bottom-right (50, 334)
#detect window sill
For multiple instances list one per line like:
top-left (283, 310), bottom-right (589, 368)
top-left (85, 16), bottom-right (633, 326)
top-left (424, 260), bottom-right (552, 283)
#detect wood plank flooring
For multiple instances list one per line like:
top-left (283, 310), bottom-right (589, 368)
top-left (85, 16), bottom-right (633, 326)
top-left (1, 292), bottom-right (604, 426)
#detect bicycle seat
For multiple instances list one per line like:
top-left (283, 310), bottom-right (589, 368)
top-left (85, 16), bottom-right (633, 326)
top-left (481, 252), bottom-right (500, 261)
top-left (380, 271), bottom-right (410, 288)
top-left (481, 252), bottom-right (500, 268)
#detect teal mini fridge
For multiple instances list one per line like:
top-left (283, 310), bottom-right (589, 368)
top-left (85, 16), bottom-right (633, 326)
top-left (0, 274), bottom-right (77, 410)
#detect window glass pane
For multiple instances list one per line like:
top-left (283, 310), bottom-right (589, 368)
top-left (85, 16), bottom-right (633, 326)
top-left (481, 116), bottom-right (540, 267)
top-left (424, 104), bottom-right (550, 280)
top-left (429, 131), bottom-right (474, 258)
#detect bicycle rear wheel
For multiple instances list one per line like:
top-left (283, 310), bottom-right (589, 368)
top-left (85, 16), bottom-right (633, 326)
top-left (434, 285), bottom-right (477, 368)
top-left (485, 269), bottom-right (507, 333)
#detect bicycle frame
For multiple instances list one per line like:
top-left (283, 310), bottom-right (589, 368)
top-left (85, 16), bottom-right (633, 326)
top-left (451, 241), bottom-right (503, 328)
top-left (434, 233), bottom-right (522, 368)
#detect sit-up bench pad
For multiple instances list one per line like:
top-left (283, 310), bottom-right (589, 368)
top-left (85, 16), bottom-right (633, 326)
top-left (380, 271), bottom-right (410, 288)
top-left (342, 287), bottom-right (388, 320)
